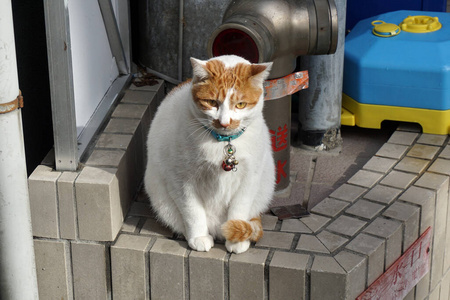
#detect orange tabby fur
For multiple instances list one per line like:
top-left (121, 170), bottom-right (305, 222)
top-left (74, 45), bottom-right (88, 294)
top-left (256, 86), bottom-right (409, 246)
top-left (221, 216), bottom-right (263, 243)
top-left (191, 60), bottom-right (265, 130)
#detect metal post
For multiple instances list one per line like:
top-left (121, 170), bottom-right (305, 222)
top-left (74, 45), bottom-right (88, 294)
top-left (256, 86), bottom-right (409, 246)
top-left (0, 1), bottom-right (39, 299)
top-left (298, 0), bottom-right (346, 150)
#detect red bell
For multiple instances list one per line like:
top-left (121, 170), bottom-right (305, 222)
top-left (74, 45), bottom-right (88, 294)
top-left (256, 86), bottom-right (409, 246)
top-left (222, 161), bottom-right (233, 171)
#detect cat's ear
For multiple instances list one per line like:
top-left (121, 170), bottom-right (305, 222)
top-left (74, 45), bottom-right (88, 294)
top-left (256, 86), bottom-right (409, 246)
top-left (190, 57), bottom-right (209, 83)
top-left (249, 62), bottom-right (273, 86)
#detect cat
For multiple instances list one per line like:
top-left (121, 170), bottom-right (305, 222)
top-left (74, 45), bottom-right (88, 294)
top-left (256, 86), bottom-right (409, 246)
top-left (144, 55), bottom-right (275, 253)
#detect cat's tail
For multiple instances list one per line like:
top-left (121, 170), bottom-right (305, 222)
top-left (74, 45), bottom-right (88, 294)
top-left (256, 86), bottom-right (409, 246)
top-left (221, 216), bottom-right (264, 243)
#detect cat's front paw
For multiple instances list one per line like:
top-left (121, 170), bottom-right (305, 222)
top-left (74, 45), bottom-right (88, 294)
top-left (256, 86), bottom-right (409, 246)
top-left (225, 240), bottom-right (250, 254)
top-left (188, 235), bottom-right (214, 252)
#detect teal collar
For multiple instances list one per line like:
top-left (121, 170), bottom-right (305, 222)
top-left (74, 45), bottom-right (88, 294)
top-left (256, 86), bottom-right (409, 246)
top-left (210, 128), bottom-right (246, 142)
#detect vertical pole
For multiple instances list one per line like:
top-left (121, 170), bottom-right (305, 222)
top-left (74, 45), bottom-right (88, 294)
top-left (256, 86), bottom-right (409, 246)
top-left (0, 1), bottom-right (39, 299)
top-left (298, 0), bottom-right (347, 149)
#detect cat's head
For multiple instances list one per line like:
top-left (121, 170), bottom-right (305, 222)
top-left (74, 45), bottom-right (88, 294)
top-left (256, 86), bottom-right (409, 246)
top-left (190, 55), bottom-right (272, 136)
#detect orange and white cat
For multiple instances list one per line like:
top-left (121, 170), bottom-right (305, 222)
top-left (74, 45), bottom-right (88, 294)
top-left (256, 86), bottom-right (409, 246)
top-left (144, 55), bottom-right (275, 253)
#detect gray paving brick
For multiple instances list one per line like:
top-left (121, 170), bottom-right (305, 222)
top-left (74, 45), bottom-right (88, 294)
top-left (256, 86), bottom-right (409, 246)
top-left (189, 245), bottom-right (228, 300)
top-left (296, 234), bottom-right (330, 253)
top-left (363, 156), bottom-right (398, 173)
top-left (444, 197), bottom-right (450, 274)
top-left (269, 252), bottom-right (309, 300)
top-left (310, 197), bottom-right (349, 218)
top-left (440, 270), bottom-right (450, 300)
top-left (428, 284), bottom-right (441, 300)
top-left (150, 239), bottom-right (189, 300)
top-left (394, 157), bottom-right (430, 174)
top-left (363, 184), bottom-right (402, 205)
top-left (128, 201), bottom-right (154, 218)
top-left (407, 144), bottom-right (440, 160)
top-left (326, 215), bottom-right (366, 237)
top-left (121, 216), bottom-right (141, 233)
top-left (345, 233), bottom-right (385, 285)
top-left (95, 133), bottom-right (133, 150)
top-left (104, 118), bottom-right (140, 134)
top-left (317, 230), bottom-right (348, 252)
top-left (376, 143), bottom-right (409, 159)
top-left (416, 273), bottom-right (430, 300)
top-left (310, 256), bottom-right (347, 300)
top-left (363, 217), bottom-right (402, 269)
top-left (229, 248), bottom-right (269, 300)
top-left (75, 166), bottom-right (124, 241)
top-left (346, 199), bottom-right (385, 220)
top-left (72, 242), bottom-right (109, 300)
top-left (388, 131), bottom-right (419, 146)
top-left (387, 131), bottom-right (419, 145)
top-left (280, 218), bottom-right (312, 233)
top-left (348, 170), bottom-right (383, 188)
top-left (383, 202), bottom-right (420, 251)
top-left (261, 213), bottom-right (278, 230)
top-left (57, 171), bottom-right (78, 240)
top-left (416, 133), bottom-right (447, 146)
top-left (299, 213), bottom-right (331, 233)
top-left (334, 251), bottom-right (367, 299)
top-left (415, 171), bottom-right (449, 191)
top-left (28, 165), bottom-right (61, 238)
top-left (34, 240), bottom-right (72, 300)
top-left (255, 231), bottom-right (295, 249)
top-left (85, 149), bottom-right (125, 167)
top-left (111, 234), bottom-right (152, 300)
top-left (403, 288), bottom-right (415, 300)
top-left (112, 103), bottom-right (148, 119)
top-left (421, 174), bottom-right (449, 291)
top-left (428, 158), bottom-right (450, 176)
top-left (121, 90), bottom-right (156, 105)
top-left (439, 145), bottom-right (450, 159)
top-left (399, 186), bottom-right (436, 234)
top-left (328, 184), bottom-right (367, 203)
top-left (380, 170), bottom-right (416, 189)
top-left (140, 217), bottom-right (173, 238)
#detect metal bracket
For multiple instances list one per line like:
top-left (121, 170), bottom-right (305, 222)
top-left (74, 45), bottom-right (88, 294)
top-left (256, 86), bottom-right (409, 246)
top-left (0, 91), bottom-right (23, 114)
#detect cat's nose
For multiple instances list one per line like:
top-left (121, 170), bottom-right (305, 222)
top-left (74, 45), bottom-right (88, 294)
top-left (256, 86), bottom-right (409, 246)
top-left (220, 122), bottom-right (230, 128)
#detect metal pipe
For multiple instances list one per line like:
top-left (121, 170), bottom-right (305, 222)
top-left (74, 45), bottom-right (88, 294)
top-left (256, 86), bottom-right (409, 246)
top-left (178, 0), bottom-right (184, 82)
top-left (0, 2), bottom-right (39, 299)
top-left (298, 0), bottom-right (346, 149)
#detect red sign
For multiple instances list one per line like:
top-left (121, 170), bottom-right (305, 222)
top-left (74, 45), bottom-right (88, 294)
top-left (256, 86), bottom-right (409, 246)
top-left (357, 227), bottom-right (432, 300)
top-left (275, 160), bottom-right (287, 184)
top-left (270, 124), bottom-right (288, 152)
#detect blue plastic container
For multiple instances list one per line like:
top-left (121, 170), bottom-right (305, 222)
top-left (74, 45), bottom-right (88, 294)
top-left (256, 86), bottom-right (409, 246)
top-left (342, 10), bottom-right (450, 134)
top-left (344, 10), bottom-right (450, 110)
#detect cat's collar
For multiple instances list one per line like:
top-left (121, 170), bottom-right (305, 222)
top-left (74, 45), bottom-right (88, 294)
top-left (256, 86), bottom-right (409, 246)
top-left (209, 128), bottom-right (246, 142)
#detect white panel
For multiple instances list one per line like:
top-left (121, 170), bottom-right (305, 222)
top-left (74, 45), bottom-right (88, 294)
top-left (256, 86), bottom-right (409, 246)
top-left (68, 0), bottom-right (119, 136)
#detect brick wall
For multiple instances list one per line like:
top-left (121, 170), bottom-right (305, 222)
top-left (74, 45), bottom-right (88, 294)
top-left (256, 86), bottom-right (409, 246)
top-left (29, 83), bottom-right (450, 299)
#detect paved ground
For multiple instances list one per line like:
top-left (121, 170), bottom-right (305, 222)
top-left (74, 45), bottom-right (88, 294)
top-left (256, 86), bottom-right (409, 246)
top-left (273, 117), bottom-right (396, 210)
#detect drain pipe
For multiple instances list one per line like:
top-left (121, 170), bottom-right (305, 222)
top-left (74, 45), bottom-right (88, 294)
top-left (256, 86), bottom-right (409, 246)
top-left (298, 0), bottom-right (346, 150)
top-left (0, 2), bottom-right (39, 299)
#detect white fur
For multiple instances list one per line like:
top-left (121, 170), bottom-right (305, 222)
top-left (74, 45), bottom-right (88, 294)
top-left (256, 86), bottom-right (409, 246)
top-left (144, 55), bottom-right (275, 253)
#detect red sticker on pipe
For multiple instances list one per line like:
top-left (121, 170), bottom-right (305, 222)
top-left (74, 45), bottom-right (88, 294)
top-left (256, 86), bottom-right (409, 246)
top-left (263, 71), bottom-right (309, 100)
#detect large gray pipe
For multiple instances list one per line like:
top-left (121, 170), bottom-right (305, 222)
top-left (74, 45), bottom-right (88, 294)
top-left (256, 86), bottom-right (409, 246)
top-left (298, 0), bottom-right (347, 149)
top-left (0, 2), bottom-right (39, 299)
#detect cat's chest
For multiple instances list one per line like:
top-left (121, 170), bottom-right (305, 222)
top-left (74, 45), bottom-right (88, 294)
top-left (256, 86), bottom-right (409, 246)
top-left (197, 139), bottom-right (251, 168)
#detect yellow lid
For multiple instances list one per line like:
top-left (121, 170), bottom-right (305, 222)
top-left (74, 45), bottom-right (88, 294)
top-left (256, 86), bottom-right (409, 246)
top-left (371, 20), bottom-right (401, 37)
top-left (400, 15), bottom-right (442, 33)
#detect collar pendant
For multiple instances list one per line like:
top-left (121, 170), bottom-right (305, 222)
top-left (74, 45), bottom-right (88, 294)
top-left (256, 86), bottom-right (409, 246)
top-left (222, 138), bottom-right (239, 172)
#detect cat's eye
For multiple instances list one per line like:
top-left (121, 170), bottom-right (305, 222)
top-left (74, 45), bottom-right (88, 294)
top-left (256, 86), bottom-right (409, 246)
top-left (203, 100), bottom-right (218, 108)
top-left (235, 102), bottom-right (247, 109)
